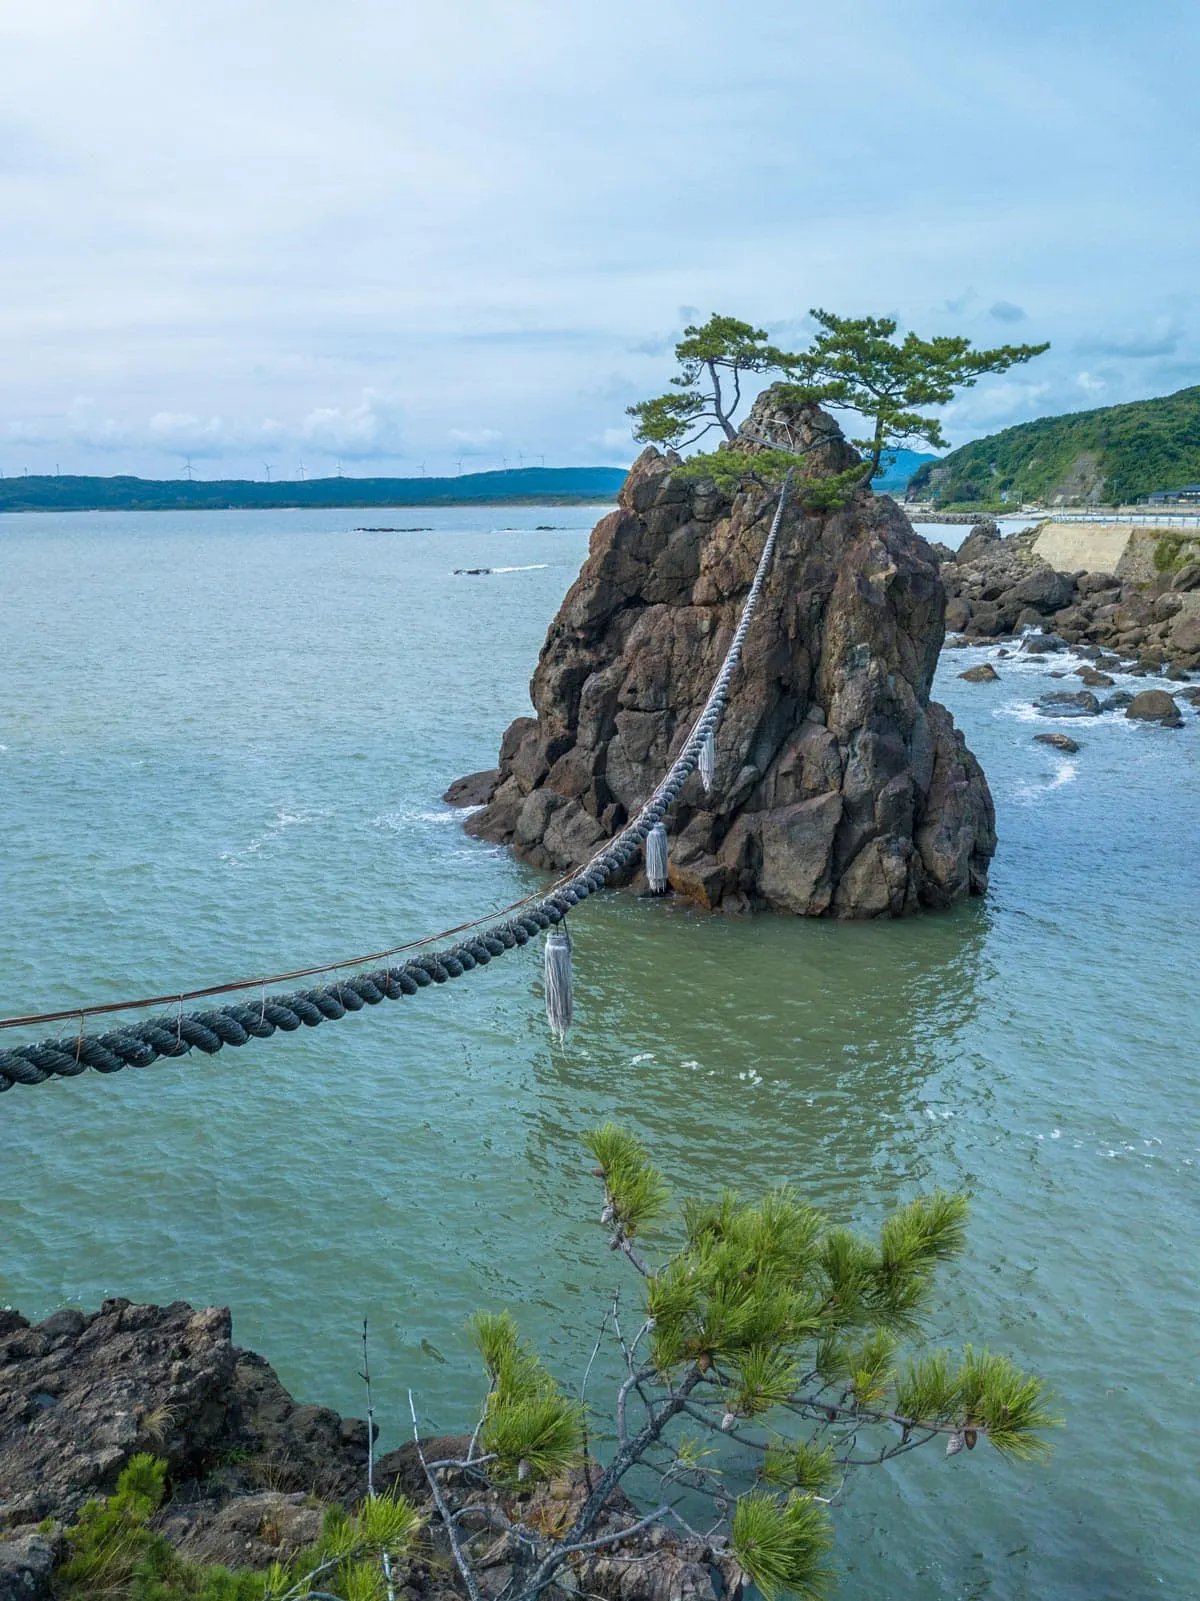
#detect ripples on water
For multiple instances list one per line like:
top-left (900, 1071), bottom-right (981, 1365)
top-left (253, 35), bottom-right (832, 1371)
top-left (2, 508), bottom-right (1197, 1598)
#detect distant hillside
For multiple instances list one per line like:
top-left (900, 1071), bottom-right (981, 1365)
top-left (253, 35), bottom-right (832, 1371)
top-left (872, 448), bottom-right (940, 494)
top-left (907, 386), bottom-right (1200, 508)
top-left (0, 466), bottom-right (628, 514)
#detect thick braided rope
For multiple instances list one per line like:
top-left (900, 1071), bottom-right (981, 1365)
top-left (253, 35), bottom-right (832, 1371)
top-left (0, 475), bottom-right (792, 1093)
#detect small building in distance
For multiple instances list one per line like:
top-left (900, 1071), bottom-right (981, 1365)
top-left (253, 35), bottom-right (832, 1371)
top-left (1144, 483), bottom-right (1200, 505)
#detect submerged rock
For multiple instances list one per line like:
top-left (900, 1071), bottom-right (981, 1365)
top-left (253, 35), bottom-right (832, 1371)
top-left (1034, 732), bottom-right (1080, 752)
top-left (459, 390), bottom-right (995, 917)
top-left (1037, 691), bottom-right (1101, 718)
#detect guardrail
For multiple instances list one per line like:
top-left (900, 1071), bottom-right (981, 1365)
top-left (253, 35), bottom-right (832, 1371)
top-left (1037, 511), bottom-right (1200, 528)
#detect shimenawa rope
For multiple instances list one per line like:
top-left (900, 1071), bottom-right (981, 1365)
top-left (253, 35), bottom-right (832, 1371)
top-left (0, 472), bottom-right (793, 1092)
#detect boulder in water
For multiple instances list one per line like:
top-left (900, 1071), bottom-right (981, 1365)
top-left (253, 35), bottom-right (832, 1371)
top-left (1037, 690), bottom-right (1100, 718)
top-left (959, 662), bottom-right (999, 683)
top-left (1126, 689), bottom-right (1183, 727)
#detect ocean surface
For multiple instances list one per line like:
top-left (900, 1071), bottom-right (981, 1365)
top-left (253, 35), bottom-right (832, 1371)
top-left (2, 506), bottom-right (1197, 1599)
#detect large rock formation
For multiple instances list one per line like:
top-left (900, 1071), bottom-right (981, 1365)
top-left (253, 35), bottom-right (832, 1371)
top-left (458, 392), bottom-right (996, 917)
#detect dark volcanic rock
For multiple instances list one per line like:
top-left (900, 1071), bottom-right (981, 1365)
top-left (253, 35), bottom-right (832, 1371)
top-left (0, 1531), bottom-right (60, 1601)
top-left (461, 392), bottom-right (995, 917)
top-left (0, 1301), bottom-right (369, 1532)
top-left (1126, 689), bottom-right (1183, 727)
top-left (443, 769), bottom-right (500, 808)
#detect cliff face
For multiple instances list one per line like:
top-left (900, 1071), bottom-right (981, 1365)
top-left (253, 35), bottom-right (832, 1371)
top-left (462, 395), bottom-right (996, 918)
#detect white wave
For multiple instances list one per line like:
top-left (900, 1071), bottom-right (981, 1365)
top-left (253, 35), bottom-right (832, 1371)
top-left (221, 805), bottom-right (330, 865)
top-left (372, 807), bottom-right (461, 830)
top-left (1011, 758), bottom-right (1079, 804)
top-left (491, 564), bottom-right (549, 573)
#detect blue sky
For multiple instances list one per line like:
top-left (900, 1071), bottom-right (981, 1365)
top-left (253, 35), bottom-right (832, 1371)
top-left (1, 0), bottom-right (1197, 479)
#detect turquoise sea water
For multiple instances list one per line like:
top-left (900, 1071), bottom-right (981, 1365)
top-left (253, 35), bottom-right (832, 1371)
top-left (2, 506), bottom-right (1198, 1599)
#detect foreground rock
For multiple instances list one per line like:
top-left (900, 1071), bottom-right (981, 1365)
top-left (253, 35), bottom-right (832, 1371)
top-left (0, 1301), bottom-right (370, 1534)
top-left (457, 390), bottom-right (996, 918)
top-left (0, 1303), bottom-right (729, 1601)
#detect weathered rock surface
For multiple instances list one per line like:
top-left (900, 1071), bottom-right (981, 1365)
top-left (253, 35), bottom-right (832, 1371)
top-left (958, 663), bottom-right (999, 683)
top-left (443, 769), bottom-right (500, 808)
top-left (0, 1300), bottom-right (369, 1533)
top-left (942, 523), bottom-right (1200, 672)
top-left (1036, 691), bottom-right (1100, 719)
top-left (1126, 689), bottom-right (1183, 727)
top-left (458, 392), bottom-right (995, 917)
top-left (0, 1531), bottom-right (60, 1601)
top-left (0, 1306), bottom-right (731, 1601)
top-left (1034, 733), bottom-right (1080, 753)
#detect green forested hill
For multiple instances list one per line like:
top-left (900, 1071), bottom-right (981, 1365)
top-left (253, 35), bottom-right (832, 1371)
top-left (907, 386), bottom-right (1200, 507)
top-left (0, 466), bottom-right (627, 514)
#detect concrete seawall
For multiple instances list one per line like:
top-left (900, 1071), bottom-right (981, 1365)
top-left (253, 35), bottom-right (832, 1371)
top-left (1033, 522), bottom-right (1200, 582)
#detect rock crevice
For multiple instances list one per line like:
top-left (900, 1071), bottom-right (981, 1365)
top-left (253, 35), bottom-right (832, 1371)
top-left (458, 393), bottom-right (995, 917)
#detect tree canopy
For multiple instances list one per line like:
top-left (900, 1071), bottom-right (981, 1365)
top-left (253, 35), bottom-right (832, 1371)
top-left (422, 1126), bottom-right (1056, 1601)
top-left (628, 309), bottom-right (1050, 493)
top-left (626, 315), bottom-right (794, 449)
top-left (778, 309), bottom-right (1050, 475)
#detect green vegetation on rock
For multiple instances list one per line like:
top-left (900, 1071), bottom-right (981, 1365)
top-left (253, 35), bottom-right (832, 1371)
top-left (907, 385), bottom-right (1200, 507)
top-left (57, 1455), bottom-right (421, 1601)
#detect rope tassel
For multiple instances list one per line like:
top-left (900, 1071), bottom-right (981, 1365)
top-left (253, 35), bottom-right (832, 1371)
top-left (543, 926), bottom-right (574, 1042)
top-left (645, 822), bottom-right (669, 895)
top-left (698, 728), bottom-right (716, 795)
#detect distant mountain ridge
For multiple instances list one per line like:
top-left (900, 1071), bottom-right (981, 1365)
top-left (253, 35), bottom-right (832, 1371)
top-left (871, 448), bottom-right (940, 494)
top-left (0, 466), bottom-right (628, 514)
top-left (907, 386), bottom-right (1200, 508)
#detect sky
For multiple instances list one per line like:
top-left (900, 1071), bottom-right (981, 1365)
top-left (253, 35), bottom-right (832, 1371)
top-left (1, 0), bottom-right (1198, 480)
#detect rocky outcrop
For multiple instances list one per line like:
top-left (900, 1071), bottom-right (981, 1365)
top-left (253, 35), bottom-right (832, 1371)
top-left (0, 1304), bottom-right (735, 1601)
top-left (458, 392), bottom-right (996, 918)
top-left (939, 523), bottom-right (1200, 674)
top-left (0, 1300), bottom-right (370, 1534)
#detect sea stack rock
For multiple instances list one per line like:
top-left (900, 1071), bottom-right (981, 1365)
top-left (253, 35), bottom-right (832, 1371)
top-left (460, 390), bottom-right (996, 917)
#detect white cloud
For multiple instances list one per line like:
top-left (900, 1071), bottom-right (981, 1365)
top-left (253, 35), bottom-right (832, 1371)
top-left (0, 0), bottom-right (1197, 472)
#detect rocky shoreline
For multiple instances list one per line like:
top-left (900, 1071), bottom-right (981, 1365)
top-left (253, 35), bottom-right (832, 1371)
top-left (0, 1301), bottom-right (729, 1601)
top-left (938, 518), bottom-right (1200, 729)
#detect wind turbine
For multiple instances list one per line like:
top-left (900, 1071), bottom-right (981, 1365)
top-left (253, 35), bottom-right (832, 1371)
top-left (455, 457), bottom-right (464, 476)
top-left (501, 456), bottom-right (510, 471)
top-left (336, 458), bottom-right (345, 478)
top-left (263, 462), bottom-right (273, 482)
top-left (297, 461), bottom-right (306, 480)
top-left (418, 461), bottom-right (426, 476)
top-left (537, 454), bottom-right (545, 468)
top-left (182, 456), bottom-right (195, 480)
